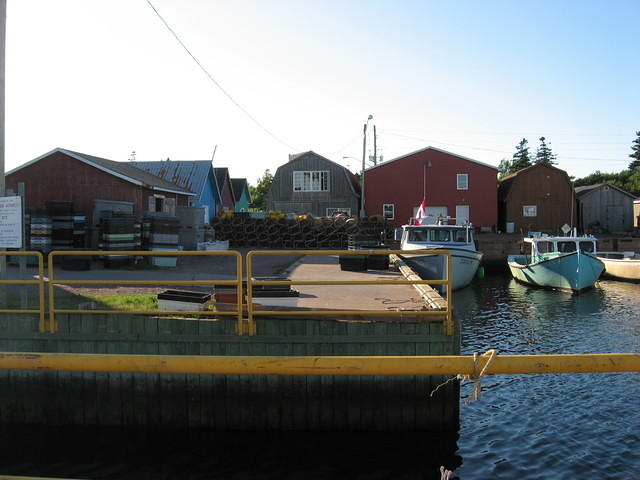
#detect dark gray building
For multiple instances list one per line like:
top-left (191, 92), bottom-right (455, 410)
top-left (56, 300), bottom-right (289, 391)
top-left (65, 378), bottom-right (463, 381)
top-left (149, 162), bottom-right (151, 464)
top-left (576, 183), bottom-right (637, 233)
top-left (267, 151), bottom-right (361, 216)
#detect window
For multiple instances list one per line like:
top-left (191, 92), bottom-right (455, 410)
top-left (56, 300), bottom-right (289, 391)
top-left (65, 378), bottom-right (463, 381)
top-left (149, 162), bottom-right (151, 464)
top-left (579, 241), bottom-right (595, 253)
top-left (456, 174), bottom-right (468, 190)
top-left (523, 205), bottom-right (537, 217)
top-left (537, 241), bottom-right (554, 253)
top-left (558, 241), bottom-right (577, 253)
top-left (326, 207), bottom-right (351, 217)
top-left (429, 230), bottom-right (450, 242)
top-left (383, 204), bottom-right (395, 220)
top-left (409, 229), bottom-right (428, 241)
top-left (293, 171), bottom-right (329, 192)
top-left (453, 230), bottom-right (467, 242)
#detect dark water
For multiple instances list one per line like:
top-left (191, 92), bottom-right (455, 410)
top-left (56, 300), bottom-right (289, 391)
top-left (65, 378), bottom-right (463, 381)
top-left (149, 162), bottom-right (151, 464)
top-left (0, 273), bottom-right (638, 479)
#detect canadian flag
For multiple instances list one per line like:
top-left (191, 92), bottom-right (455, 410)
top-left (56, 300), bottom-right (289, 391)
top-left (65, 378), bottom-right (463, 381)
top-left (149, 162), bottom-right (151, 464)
top-left (414, 198), bottom-right (427, 225)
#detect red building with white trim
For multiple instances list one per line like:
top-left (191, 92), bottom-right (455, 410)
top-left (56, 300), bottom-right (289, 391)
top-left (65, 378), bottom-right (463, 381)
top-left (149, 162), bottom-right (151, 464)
top-left (364, 147), bottom-right (498, 229)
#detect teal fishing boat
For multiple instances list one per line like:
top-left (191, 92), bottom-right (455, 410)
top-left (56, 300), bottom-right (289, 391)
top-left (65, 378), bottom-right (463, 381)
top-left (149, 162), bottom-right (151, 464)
top-left (507, 234), bottom-right (604, 293)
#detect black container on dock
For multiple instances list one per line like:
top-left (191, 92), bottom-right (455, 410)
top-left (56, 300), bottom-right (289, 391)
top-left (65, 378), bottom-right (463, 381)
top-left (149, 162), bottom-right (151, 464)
top-left (339, 254), bottom-right (368, 271)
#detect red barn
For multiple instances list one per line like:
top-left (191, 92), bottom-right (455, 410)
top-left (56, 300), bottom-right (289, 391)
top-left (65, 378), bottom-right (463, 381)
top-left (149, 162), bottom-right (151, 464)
top-left (364, 147), bottom-right (498, 229)
top-left (5, 148), bottom-right (196, 226)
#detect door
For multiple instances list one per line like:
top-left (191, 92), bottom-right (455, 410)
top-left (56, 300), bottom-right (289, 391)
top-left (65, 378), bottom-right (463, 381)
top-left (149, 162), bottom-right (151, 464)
top-left (456, 205), bottom-right (469, 225)
top-left (606, 205), bottom-right (624, 232)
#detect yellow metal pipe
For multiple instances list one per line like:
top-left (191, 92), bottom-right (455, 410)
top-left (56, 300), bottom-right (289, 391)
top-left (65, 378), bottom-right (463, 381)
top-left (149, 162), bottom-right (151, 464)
top-left (0, 352), bottom-right (637, 375)
top-left (249, 309), bottom-right (445, 316)
top-left (250, 279), bottom-right (448, 286)
top-left (52, 309), bottom-right (228, 316)
top-left (0, 309), bottom-right (42, 314)
top-left (0, 280), bottom-right (42, 284)
top-left (51, 280), bottom-right (236, 285)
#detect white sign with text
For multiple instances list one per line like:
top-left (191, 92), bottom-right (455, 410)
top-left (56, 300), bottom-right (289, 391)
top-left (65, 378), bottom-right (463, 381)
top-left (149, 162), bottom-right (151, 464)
top-left (0, 196), bottom-right (23, 248)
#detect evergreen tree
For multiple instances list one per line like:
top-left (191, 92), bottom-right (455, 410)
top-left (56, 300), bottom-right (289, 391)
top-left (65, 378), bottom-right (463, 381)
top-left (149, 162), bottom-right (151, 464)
top-left (535, 136), bottom-right (557, 165)
top-left (511, 138), bottom-right (532, 172)
top-left (249, 169), bottom-right (274, 211)
top-left (629, 131), bottom-right (640, 171)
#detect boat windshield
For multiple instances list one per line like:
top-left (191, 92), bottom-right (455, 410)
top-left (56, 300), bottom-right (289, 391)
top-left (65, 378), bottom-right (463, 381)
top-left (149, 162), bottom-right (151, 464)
top-left (557, 241), bottom-right (577, 253)
top-left (407, 228), bottom-right (469, 243)
top-left (537, 241), bottom-right (554, 253)
top-left (579, 241), bottom-right (595, 253)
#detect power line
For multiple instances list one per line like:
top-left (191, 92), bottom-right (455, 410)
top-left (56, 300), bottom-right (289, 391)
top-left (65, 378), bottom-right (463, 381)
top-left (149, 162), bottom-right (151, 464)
top-left (146, 0), bottom-right (298, 152)
top-left (379, 131), bottom-right (630, 163)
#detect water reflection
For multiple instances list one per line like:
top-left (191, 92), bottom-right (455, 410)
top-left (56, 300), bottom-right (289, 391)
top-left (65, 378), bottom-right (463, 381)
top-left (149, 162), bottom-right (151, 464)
top-left (453, 273), bottom-right (640, 478)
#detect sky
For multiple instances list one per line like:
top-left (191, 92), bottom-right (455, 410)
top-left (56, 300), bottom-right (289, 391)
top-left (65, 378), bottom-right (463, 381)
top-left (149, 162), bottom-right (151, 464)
top-left (5, 0), bottom-right (639, 185)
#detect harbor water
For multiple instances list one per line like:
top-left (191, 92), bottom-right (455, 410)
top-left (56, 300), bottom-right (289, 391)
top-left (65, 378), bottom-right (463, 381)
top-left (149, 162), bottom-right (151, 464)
top-left (0, 272), bottom-right (638, 479)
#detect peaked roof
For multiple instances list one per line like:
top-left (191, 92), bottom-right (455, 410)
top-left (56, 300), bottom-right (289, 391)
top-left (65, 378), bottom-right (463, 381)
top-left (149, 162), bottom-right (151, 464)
top-left (214, 167), bottom-right (232, 194)
top-left (575, 183), bottom-right (637, 199)
top-left (131, 160), bottom-right (212, 201)
top-left (367, 146), bottom-right (498, 172)
top-left (499, 163), bottom-right (571, 201)
top-left (7, 148), bottom-right (196, 196)
top-left (231, 178), bottom-right (251, 203)
top-left (281, 151), bottom-right (361, 195)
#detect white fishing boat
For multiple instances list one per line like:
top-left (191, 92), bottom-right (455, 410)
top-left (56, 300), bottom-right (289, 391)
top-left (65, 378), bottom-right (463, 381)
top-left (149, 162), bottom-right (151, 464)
top-left (508, 234), bottom-right (604, 293)
top-left (596, 251), bottom-right (640, 282)
top-left (399, 218), bottom-right (483, 291)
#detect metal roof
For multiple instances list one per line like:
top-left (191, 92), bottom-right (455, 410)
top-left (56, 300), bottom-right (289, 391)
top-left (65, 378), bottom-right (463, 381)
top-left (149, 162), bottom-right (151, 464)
top-left (231, 178), bottom-right (251, 203)
top-left (132, 160), bottom-right (212, 202)
top-left (7, 148), bottom-right (196, 196)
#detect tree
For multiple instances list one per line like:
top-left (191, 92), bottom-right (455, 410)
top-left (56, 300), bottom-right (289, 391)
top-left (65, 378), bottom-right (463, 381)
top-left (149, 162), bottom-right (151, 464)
top-left (534, 136), bottom-right (557, 165)
top-left (498, 158), bottom-right (513, 179)
top-left (511, 138), bottom-right (532, 172)
top-left (629, 131), bottom-right (640, 171)
top-left (249, 169), bottom-right (274, 211)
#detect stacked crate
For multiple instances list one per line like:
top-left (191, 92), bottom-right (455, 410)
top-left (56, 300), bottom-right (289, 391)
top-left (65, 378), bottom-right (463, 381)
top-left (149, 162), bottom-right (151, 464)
top-left (146, 215), bottom-right (181, 267)
top-left (72, 214), bottom-right (87, 248)
top-left (29, 208), bottom-right (52, 254)
top-left (99, 214), bottom-right (138, 268)
top-left (46, 201), bottom-right (74, 250)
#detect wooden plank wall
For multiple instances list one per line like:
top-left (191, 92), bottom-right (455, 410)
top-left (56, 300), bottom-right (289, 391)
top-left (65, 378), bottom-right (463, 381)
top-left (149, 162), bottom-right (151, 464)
top-left (0, 313), bottom-right (460, 431)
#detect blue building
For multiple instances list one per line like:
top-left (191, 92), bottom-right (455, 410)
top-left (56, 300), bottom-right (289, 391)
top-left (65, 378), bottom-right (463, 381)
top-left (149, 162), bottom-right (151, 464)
top-left (131, 160), bottom-right (221, 223)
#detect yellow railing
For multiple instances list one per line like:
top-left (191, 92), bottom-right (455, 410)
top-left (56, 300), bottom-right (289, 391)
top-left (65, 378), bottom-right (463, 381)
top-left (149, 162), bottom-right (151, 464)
top-left (47, 250), bottom-right (244, 334)
top-left (246, 249), bottom-right (452, 336)
top-left (0, 251), bottom-right (47, 332)
top-left (0, 352), bottom-right (637, 375)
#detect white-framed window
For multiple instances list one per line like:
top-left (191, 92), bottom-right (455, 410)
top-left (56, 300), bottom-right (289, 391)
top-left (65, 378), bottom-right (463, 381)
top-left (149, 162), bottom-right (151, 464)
top-left (456, 173), bottom-right (468, 190)
top-left (326, 207), bottom-right (351, 217)
top-left (293, 170), bottom-right (329, 192)
top-left (383, 204), bottom-right (395, 220)
top-left (523, 205), bottom-right (537, 217)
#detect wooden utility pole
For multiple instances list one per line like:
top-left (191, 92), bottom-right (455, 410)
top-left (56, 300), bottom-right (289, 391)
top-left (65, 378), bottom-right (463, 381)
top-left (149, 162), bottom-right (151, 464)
top-left (373, 125), bottom-right (377, 166)
top-left (0, 0), bottom-right (7, 290)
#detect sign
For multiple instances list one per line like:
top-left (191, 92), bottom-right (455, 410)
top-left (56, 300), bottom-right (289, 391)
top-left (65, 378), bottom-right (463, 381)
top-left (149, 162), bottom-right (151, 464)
top-left (561, 224), bottom-right (571, 235)
top-left (0, 196), bottom-right (23, 248)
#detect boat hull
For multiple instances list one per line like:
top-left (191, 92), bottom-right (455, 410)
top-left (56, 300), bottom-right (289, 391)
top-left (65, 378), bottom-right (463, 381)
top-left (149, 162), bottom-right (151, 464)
top-left (597, 253), bottom-right (640, 282)
top-left (508, 251), bottom-right (604, 293)
top-left (401, 248), bottom-right (483, 290)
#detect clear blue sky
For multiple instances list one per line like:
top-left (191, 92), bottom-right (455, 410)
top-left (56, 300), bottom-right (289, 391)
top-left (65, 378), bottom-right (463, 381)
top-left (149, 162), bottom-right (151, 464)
top-left (5, 0), bottom-right (639, 184)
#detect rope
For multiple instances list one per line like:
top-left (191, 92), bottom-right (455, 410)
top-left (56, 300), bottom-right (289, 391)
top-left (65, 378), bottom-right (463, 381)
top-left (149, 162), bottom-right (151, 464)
top-left (430, 349), bottom-right (498, 404)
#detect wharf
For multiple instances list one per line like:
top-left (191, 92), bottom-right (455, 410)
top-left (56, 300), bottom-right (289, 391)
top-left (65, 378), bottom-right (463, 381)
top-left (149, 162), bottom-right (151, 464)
top-left (0, 249), bottom-right (459, 431)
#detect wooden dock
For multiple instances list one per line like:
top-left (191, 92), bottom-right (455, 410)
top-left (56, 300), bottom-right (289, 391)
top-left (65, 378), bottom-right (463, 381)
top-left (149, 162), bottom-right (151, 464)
top-left (0, 250), bottom-right (459, 431)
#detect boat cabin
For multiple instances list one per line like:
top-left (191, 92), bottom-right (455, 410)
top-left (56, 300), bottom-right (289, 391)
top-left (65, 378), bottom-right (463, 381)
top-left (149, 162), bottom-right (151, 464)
top-left (401, 224), bottom-right (475, 248)
top-left (524, 236), bottom-right (598, 257)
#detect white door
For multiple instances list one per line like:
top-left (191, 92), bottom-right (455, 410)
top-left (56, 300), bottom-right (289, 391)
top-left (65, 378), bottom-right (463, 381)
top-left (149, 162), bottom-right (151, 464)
top-left (456, 205), bottom-right (469, 225)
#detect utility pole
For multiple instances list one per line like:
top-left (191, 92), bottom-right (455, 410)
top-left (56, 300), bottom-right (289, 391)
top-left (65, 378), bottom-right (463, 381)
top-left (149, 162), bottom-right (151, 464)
top-left (373, 125), bottom-right (377, 166)
top-left (0, 0), bottom-right (6, 289)
top-left (360, 114), bottom-right (373, 217)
